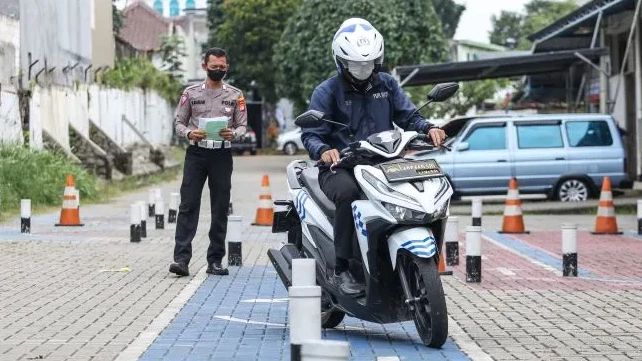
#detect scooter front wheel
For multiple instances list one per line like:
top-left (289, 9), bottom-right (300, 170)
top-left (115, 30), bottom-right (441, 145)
top-left (402, 256), bottom-right (448, 348)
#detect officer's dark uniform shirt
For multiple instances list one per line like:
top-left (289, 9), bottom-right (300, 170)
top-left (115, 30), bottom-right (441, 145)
top-left (175, 82), bottom-right (248, 139)
top-left (302, 72), bottom-right (434, 160)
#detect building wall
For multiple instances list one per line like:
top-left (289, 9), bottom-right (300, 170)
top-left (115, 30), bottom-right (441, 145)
top-left (0, 90), bottom-right (22, 144)
top-left (92, 0), bottom-right (115, 68)
top-left (0, 14), bottom-right (19, 85)
top-left (28, 85), bottom-right (173, 151)
top-left (19, 0), bottom-right (92, 87)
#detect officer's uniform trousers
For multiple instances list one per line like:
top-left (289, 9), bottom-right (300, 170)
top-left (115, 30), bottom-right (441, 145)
top-left (173, 145), bottom-right (233, 266)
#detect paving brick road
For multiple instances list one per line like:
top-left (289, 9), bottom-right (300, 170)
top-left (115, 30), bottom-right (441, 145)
top-left (1, 154), bottom-right (641, 360)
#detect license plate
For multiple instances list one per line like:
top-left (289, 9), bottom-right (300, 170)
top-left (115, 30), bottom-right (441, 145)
top-left (379, 159), bottom-right (443, 182)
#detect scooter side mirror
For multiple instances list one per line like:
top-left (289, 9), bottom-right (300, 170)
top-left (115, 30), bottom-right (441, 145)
top-left (295, 110), bottom-right (325, 128)
top-left (427, 83), bottom-right (459, 102)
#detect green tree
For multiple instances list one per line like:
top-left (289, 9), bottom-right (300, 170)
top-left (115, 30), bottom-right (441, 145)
top-left (489, 11), bottom-right (522, 48)
top-left (205, 0), bottom-right (224, 49)
top-left (274, 0), bottom-right (448, 110)
top-left (432, 0), bottom-right (466, 39)
top-left (207, 0), bottom-right (301, 102)
top-left (160, 30), bottom-right (187, 81)
top-left (489, 0), bottom-right (578, 49)
top-left (112, 0), bottom-right (123, 35)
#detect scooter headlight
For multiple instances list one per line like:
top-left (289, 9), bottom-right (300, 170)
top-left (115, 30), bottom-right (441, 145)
top-left (382, 202), bottom-right (426, 223)
top-left (361, 169), bottom-right (418, 205)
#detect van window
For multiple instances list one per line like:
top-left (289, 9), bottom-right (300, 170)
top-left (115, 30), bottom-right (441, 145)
top-left (566, 121), bottom-right (613, 147)
top-left (463, 125), bottom-right (506, 150)
top-left (516, 124), bottom-right (563, 149)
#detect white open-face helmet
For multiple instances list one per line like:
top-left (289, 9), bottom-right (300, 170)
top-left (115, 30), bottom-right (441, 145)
top-left (332, 18), bottom-right (384, 81)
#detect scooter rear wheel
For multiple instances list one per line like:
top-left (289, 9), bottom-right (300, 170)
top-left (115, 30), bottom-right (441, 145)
top-left (404, 256), bottom-right (448, 348)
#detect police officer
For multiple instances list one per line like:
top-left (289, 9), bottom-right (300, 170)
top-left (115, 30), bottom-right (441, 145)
top-left (169, 47), bottom-right (247, 277)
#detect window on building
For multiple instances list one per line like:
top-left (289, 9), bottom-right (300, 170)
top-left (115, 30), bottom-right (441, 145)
top-left (566, 120), bottom-right (613, 147)
top-left (463, 125), bottom-right (506, 150)
top-left (516, 123), bottom-right (563, 149)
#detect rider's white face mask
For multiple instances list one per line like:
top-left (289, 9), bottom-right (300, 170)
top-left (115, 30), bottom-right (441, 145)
top-left (346, 60), bottom-right (375, 81)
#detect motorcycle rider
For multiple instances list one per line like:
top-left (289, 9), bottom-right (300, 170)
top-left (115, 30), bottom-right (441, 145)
top-left (301, 18), bottom-right (447, 296)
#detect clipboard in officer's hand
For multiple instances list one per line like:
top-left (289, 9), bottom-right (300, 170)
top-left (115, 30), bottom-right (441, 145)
top-left (198, 117), bottom-right (229, 141)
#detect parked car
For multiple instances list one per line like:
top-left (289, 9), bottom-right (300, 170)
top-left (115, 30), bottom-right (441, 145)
top-left (231, 127), bottom-right (257, 155)
top-left (411, 114), bottom-right (631, 201)
top-left (275, 127), bottom-right (304, 155)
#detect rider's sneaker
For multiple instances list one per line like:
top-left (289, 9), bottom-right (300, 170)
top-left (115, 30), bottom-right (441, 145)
top-left (333, 270), bottom-right (365, 296)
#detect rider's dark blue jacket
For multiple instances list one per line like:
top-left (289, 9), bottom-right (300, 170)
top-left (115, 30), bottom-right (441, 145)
top-left (301, 72), bottom-right (434, 161)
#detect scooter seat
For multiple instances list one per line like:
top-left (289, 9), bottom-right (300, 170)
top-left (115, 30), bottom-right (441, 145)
top-left (300, 167), bottom-right (336, 218)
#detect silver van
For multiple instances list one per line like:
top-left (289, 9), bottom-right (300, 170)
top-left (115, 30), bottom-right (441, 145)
top-left (411, 114), bottom-right (630, 201)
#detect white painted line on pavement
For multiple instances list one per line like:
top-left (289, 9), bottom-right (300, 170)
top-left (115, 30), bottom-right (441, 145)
top-left (481, 234), bottom-right (562, 276)
top-left (495, 267), bottom-right (516, 276)
top-left (214, 315), bottom-right (287, 328)
top-left (115, 265), bottom-right (208, 361)
top-left (240, 297), bottom-right (289, 303)
top-left (377, 357), bottom-right (401, 361)
top-left (447, 316), bottom-right (494, 361)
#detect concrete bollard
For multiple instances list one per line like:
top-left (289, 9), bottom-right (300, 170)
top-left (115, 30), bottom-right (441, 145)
top-left (155, 199), bottom-right (165, 230)
top-left (300, 340), bottom-right (350, 361)
top-left (227, 216), bottom-right (243, 266)
top-left (471, 198), bottom-right (482, 227)
top-left (20, 199), bottom-right (31, 234)
top-left (168, 193), bottom-right (179, 224)
top-left (562, 224), bottom-right (577, 277)
top-left (130, 204), bottom-right (141, 243)
top-left (148, 190), bottom-right (155, 217)
top-left (138, 201), bottom-right (147, 238)
top-left (290, 258), bottom-right (321, 361)
top-left (638, 200), bottom-right (642, 235)
top-left (466, 226), bottom-right (482, 283)
top-left (445, 216), bottom-right (459, 266)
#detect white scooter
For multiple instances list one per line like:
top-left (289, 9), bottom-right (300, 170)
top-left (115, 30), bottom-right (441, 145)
top-left (268, 83), bottom-right (458, 348)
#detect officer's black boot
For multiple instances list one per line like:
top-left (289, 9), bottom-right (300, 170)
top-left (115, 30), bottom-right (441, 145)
top-left (207, 261), bottom-right (229, 275)
top-left (169, 262), bottom-right (189, 277)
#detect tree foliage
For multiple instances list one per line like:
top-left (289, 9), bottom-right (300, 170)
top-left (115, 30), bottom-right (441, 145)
top-left (205, 0), bottom-right (224, 49)
top-left (489, 0), bottom-right (578, 49)
top-left (432, 0), bottom-right (465, 39)
top-left (112, 0), bottom-right (124, 35)
top-left (160, 31), bottom-right (187, 81)
top-left (207, 0), bottom-right (301, 102)
top-left (274, 0), bottom-right (448, 110)
top-left (102, 57), bottom-right (183, 104)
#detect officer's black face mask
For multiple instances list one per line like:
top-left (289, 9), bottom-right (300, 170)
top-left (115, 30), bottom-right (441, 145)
top-left (207, 69), bottom-right (226, 82)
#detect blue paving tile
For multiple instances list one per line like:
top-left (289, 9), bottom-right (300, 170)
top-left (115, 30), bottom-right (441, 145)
top-left (139, 265), bottom-right (471, 361)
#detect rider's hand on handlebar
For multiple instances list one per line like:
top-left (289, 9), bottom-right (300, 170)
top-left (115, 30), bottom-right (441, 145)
top-left (428, 128), bottom-right (447, 147)
top-left (321, 149), bottom-right (341, 165)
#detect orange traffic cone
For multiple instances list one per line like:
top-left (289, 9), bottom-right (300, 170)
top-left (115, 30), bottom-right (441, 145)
top-left (55, 175), bottom-right (84, 226)
top-left (252, 175), bottom-right (274, 226)
top-left (500, 178), bottom-right (528, 234)
top-left (438, 249), bottom-right (452, 276)
top-left (592, 177), bottom-right (621, 234)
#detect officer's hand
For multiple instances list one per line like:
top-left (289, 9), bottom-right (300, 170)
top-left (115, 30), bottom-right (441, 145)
top-left (428, 128), bottom-right (447, 147)
top-left (321, 149), bottom-right (341, 165)
top-left (189, 129), bottom-right (207, 141)
top-left (219, 128), bottom-right (235, 141)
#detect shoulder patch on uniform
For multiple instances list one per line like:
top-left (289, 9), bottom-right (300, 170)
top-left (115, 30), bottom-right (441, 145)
top-left (180, 93), bottom-right (189, 106)
top-left (184, 83), bottom-right (200, 91)
top-left (238, 95), bottom-right (246, 112)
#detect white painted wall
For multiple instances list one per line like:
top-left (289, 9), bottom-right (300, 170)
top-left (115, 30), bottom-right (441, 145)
top-left (0, 15), bottom-right (20, 85)
top-left (0, 90), bottom-right (22, 145)
top-left (27, 85), bottom-right (173, 151)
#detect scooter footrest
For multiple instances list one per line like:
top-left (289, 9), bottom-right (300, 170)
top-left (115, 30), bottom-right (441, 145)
top-left (267, 248), bottom-right (292, 288)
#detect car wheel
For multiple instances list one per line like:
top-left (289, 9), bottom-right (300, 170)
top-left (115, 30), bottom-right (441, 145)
top-left (283, 142), bottom-right (298, 155)
top-left (557, 178), bottom-right (590, 202)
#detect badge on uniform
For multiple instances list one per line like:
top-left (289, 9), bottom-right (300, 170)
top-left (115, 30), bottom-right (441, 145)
top-left (238, 96), bottom-right (246, 112)
top-left (224, 107), bottom-right (232, 113)
top-left (180, 93), bottom-right (189, 106)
